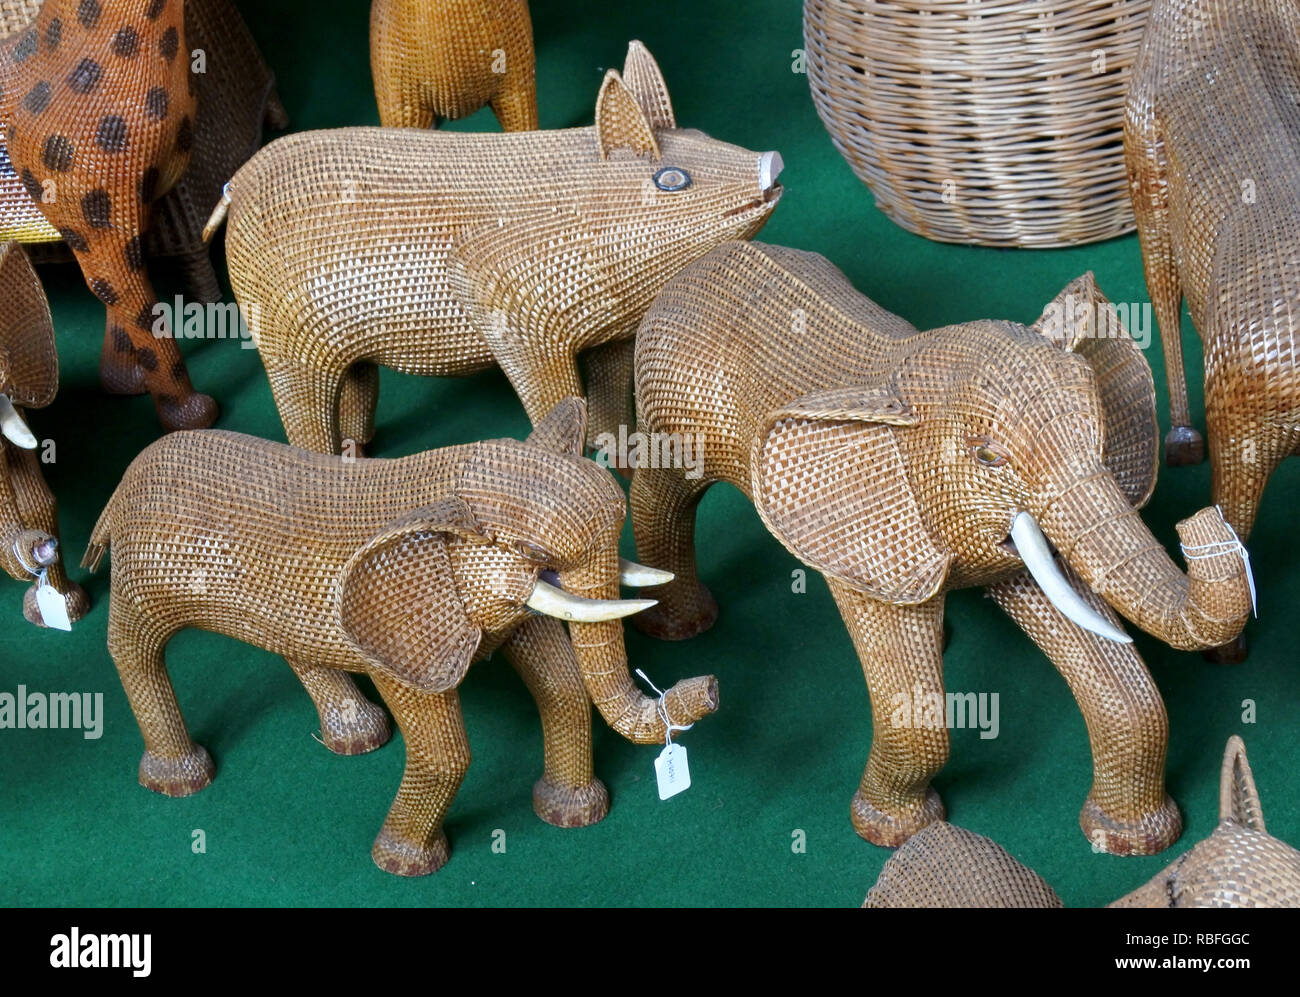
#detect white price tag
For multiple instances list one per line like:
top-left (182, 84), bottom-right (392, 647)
top-left (654, 743), bottom-right (690, 800)
top-left (35, 572), bottom-right (71, 631)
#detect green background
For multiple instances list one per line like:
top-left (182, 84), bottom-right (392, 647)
top-left (2, 0), bottom-right (1296, 908)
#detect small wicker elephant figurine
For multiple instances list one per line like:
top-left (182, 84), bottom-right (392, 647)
top-left (0, 240), bottom-right (86, 626)
top-left (1126, 2), bottom-right (1300, 566)
top-left (631, 242), bottom-right (1255, 855)
top-left (207, 41), bottom-right (783, 455)
top-left (0, 0), bottom-right (216, 431)
top-left (84, 398), bottom-right (718, 876)
top-left (863, 738), bottom-right (1300, 907)
top-left (370, 0), bottom-right (536, 131)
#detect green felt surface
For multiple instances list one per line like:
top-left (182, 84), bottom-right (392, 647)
top-left (1, 0), bottom-right (1297, 909)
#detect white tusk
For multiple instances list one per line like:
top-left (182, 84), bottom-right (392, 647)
top-left (526, 578), bottom-right (657, 622)
top-left (0, 395), bottom-right (36, 449)
top-left (619, 558), bottom-right (674, 587)
top-left (759, 151), bottom-right (784, 191)
top-left (1010, 511), bottom-right (1133, 644)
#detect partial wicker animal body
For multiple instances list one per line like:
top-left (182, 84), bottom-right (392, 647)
top-left (0, 239), bottom-right (85, 625)
top-left (804, 0), bottom-right (1149, 247)
top-left (0, 0), bottom-right (216, 430)
top-left (371, 0), bottom-right (535, 131)
top-left (213, 42), bottom-right (782, 455)
top-left (1126, 0), bottom-right (1300, 549)
top-left (83, 399), bottom-right (718, 876)
top-left (864, 739), bottom-right (1300, 907)
top-left (631, 241), bottom-right (1254, 854)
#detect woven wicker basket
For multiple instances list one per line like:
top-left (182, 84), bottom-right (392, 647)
top-left (804, 0), bottom-right (1150, 247)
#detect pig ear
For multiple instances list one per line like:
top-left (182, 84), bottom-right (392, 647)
top-left (595, 69), bottom-right (661, 160)
top-left (526, 398), bottom-right (587, 457)
top-left (622, 41), bottom-right (675, 129)
top-left (0, 241), bottom-right (57, 409)
top-left (1219, 736), bottom-right (1266, 831)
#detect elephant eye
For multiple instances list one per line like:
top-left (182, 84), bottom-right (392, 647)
top-left (515, 540), bottom-right (552, 564)
top-left (653, 166), bottom-right (691, 192)
top-left (968, 437), bottom-right (1009, 468)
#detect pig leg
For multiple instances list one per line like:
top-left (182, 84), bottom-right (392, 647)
top-left (581, 339), bottom-right (635, 459)
top-left (629, 465), bottom-right (718, 639)
top-left (338, 363), bottom-right (380, 453)
top-left (494, 348), bottom-right (585, 429)
top-left (286, 659), bottom-right (391, 756)
top-left (263, 356), bottom-right (347, 454)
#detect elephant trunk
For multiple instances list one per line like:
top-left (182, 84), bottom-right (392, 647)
top-left (1036, 470), bottom-right (1252, 651)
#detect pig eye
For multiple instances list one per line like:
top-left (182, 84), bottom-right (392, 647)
top-left (967, 437), bottom-right (1010, 468)
top-left (653, 167), bottom-right (691, 192)
top-left (516, 540), bottom-right (552, 564)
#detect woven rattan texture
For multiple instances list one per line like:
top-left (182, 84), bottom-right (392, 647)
top-left (371, 0), bottom-right (535, 131)
top-left (631, 241), bottom-right (1252, 855)
top-left (1125, 0), bottom-right (1300, 542)
top-left (804, 0), bottom-right (1149, 247)
top-left (216, 41), bottom-right (781, 455)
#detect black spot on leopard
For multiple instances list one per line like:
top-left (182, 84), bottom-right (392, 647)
top-left (124, 235), bottom-right (144, 271)
top-left (81, 189), bottom-right (112, 228)
top-left (138, 166), bottom-right (160, 203)
top-left (41, 134), bottom-right (74, 172)
top-left (111, 26), bottom-right (139, 58)
top-left (12, 30), bottom-right (37, 63)
top-left (175, 115), bottom-right (193, 152)
top-left (90, 278), bottom-right (118, 304)
top-left (95, 115), bottom-right (128, 152)
top-left (146, 0), bottom-right (166, 19)
top-left (145, 86), bottom-right (168, 120)
top-left (45, 19), bottom-right (62, 50)
top-left (22, 82), bottom-right (51, 114)
top-left (158, 26), bottom-right (178, 60)
top-left (59, 227), bottom-right (89, 252)
top-left (77, 0), bottom-right (101, 30)
top-left (136, 347), bottom-right (158, 372)
top-left (67, 57), bottom-right (102, 95)
top-left (19, 169), bottom-right (42, 201)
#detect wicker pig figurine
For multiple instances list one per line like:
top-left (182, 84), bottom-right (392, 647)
top-left (864, 738), bottom-right (1300, 907)
top-left (371, 0), bottom-right (536, 131)
top-left (0, 0), bottom-right (216, 430)
top-left (206, 41), bottom-right (783, 455)
top-left (631, 242), bottom-right (1255, 855)
top-left (0, 240), bottom-right (85, 626)
top-left (82, 398), bottom-right (718, 876)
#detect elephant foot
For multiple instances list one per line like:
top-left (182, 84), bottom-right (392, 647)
top-left (157, 393), bottom-right (219, 432)
top-left (371, 827), bottom-right (449, 877)
top-left (1202, 633), bottom-right (1249, 665)
top-left (533, 777), bottom-right (610, 828)
top-left (1079, 793), bottom-right (1182, 856)
top-left (138, 745), bottom-right (215, 797)
top-left (631, 583), bottom-right (718, 640)
top-left (23, 582), bottom-right (90, 628)
top-left (850, 786), bottom-right (945, 848)
top-left (318, 697), bottom-right (391, 755)
top-left (99, 356), bottom-right (147, 396)
top-left (1164, 426), bottom-right (1205, 466)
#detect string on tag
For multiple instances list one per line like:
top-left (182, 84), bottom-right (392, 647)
top-left (635, 668), bottom-right (694, 748)
top-left (1180, 514), bottom-right (1256, 617)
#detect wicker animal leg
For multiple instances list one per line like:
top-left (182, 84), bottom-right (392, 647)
top-left (496, 347), bottom-right (585, 428)
top-left (338, 362), bottom-right (379, 452)
top-left (989, 569), bottom-right (1182, 856)
top-left (368, 672), bottom-right (470, 877)
top-left (174, 244), bottom-right (223, 306)
top-left (6, 442), bottom-right (88, 626)
top-left (263, 357), bottom-right (346, 453)
top-left (107, 605), bottom-right (214, 798)
top-left (502, 615), bottom-right (610, 828)
top-left (489, 73), bottom-right (538, 133)
top-left (582, 339), bottom-right (635, 457)
top-left (829, 581), bottom-right (948, 847)
top-left (1205, 405), bottom-right (1296, 543)
top-left (628, 468), bottom-right (718, 640)
top-left (286, 660), bottom-right (391, 756)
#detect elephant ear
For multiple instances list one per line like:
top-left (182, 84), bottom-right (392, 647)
top-left (1219, 736), bottom-right (1266, 832)
top-left (0, 241), bottom-right (56, 409)
top-left (622, 41), bottom-right (676, 129)
top-left (526, 397), bottom-right (587, 457)
top-left (1031, 272), bottom-right (1158, 509)
top-left (336, 497), bottom-right (487, 693)
top-left (751, 385), bottom-right (951, 604)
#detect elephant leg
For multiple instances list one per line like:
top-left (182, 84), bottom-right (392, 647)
top-left (827, 579), bottom-right (948, 847)
top-left (263, 356), bottom-right (346, 454)
top-left (629, 466), bottom-right (718, 640)
top-left (490, 81), bottom-right (538, 132)
top-left (581, 338), bottom-right (635, 458)
top-left (286, 659), bottom-right (391, 756)
top-left (988, 568), bottom-right (1181, 856)
top-left (107, 601), bottom-right (213, 797)
top-left (502, 616), bottom-right (609, 827)
top-left (338, 362), bottom-right (380, 453)
top-left (367, 672), bottom-right (470, 876)
top-left (175, 246), bottom-right (223, 306)
top-left (5, 443), bottom-right (89, 627)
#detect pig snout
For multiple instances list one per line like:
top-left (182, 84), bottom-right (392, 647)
top-left (759, 151), bottom-right (784, 192)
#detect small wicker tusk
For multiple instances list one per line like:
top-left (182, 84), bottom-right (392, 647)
top-left (618, 558), bottom-right (674, 587)
top-left (526, 578), bottom-right (656, 622)
top-left (0, 395), bottom-right (36, 449)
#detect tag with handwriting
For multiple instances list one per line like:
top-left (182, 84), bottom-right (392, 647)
top-left (654, 743), bottom-right (690, 800)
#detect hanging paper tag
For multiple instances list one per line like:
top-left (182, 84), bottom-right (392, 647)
top-left (654, 743), bottom-right (690, 800)
top-left (35, 571), bottom-right (71, 631)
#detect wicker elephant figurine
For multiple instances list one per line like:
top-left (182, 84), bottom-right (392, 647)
top-left (0, 240), bottom-right (85, 626)
top-left (370, 0), bottom-right (536, 131)
top-left (206, 41), bottom-right (782, 455)
top-left (630, 242), bottom-right (1255, 855)
top-left (83, 398), bottom-right (718, 876)
top-left (864, 738), bottom-right (1300, 907)
top-left (0, 0), bottom-right (216, 431)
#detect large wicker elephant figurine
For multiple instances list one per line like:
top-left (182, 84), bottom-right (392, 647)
top-left (0, 240), bottom-right (86, 626)
top-left (630, 242), bottom-right (1254, 856)
top-left (83, 399), bottom-right (717, 876)
top-left (370, 0), bottom-right (536, 131)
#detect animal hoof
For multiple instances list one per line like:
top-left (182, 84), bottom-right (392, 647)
top-left (630, 583), bottom-right (718, 640)
top-left (138, 745), bottom-right (215, 797)
top-left (1164, 426), bottom-right (1205, 466)
top-left (157, 393), bottom-right (219, 432)
top-left (850, 787), bottom-right (945, 848)
top-left (22, 582), bottom-right (90, 627)
top-left (533, 777), bottom-right (610, 828)
top-left (319, 697), bottom-right (391, 755)
top-left (1079, 793), bottom-right (1182, 856)
top-left (1202, 633), bottom-right (1249, 665)
top-left (371, 828), bottom-right (449, 877)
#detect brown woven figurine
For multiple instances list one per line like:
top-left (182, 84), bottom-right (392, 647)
top-left (83, 398), bottom-right (718, 876)
top-left (631, 242), bottom-right (1255, 855)
top-left (0, 0), bottom-right (216, 430)
top-left (371, 0), bottom-right (536, 131)
top-left (1126, 1), bottom-right (1300, 543)
top-left (206, 41), bottom-right (783, 455)
top-left (863, 738), bottom-right (1300, 907)
top-left (0, 239), bottom-right (85, 626)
